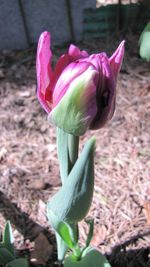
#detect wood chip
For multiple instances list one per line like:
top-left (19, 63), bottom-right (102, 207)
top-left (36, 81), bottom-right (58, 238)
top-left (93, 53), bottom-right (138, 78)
top-left (143, 200), bottom-right (150, 225)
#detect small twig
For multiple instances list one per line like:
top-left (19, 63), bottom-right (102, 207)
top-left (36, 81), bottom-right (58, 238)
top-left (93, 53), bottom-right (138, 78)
top-left (65, 0), bottom-right (75, 42)
top-left (17, 0), bottom-right (30, 45)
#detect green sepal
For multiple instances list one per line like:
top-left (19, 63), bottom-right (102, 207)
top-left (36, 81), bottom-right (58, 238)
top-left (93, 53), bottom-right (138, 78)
top-left (47, 136), bottom-right (96, 224)
top-left (64, 247), bottom-right (111, 267)
top-left (0, 246), bottom-right (15, 265)
top-left (6, 258), bottom-right (28, 267)
top-left (3, 221), bottom-right (15, 256)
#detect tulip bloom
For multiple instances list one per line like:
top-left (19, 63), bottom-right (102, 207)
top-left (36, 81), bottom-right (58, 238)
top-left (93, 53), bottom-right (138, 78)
top-left (36, 31), bottom-right (125, 135)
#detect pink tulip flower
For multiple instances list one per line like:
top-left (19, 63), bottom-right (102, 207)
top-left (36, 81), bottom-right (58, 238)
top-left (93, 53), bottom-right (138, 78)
top-left (36, 31), bottom-right (125, 135)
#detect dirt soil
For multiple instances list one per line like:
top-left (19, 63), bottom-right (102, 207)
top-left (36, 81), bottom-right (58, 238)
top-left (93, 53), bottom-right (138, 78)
top-left (0, 35), bottom-right (150, 267)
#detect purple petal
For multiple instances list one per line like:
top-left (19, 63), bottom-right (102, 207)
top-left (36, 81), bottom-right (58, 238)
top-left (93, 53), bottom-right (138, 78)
top-left (109, 41), bottom-right (125, 81)
top-left (52, 44), bottom-right (88, 90)
top-left (90, 55), bottom-right (115, 129)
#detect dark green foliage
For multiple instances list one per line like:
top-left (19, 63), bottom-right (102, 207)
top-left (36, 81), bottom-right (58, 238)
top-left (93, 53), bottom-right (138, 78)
top-left (0, 222), bottom-right (28, 267)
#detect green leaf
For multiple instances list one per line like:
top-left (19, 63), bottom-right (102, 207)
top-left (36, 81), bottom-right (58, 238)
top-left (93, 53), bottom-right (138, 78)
top-left (64, 247), bottom-right (111, 267)
top-left (55, 232), bottom-right (68, 261)
top-left (47, 137), bottom-right (95, 260)
top-left (6, 258), bottom-right (28, 267)
top-left (47, 210), bottom-right (78, 260)
top-left (58, 221), bottom-right (76, 249)
top-left (47, 211), bottom-right (78, 249)
top-left (3, 221), bottom-right (15, 256)
top-left (0, 246), bottom-right (14, 265)
top-left (139, 22), bottom-right (150, 45)
top-left (47, 136), bottom-right (96, 224)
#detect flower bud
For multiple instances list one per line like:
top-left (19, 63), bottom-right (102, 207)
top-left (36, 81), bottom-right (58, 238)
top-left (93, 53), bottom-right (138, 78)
top-left (36, 31), bottom-right (125, 135)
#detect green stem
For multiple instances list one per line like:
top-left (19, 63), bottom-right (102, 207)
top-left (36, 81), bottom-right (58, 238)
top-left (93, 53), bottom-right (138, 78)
top-left (56, 127), bottom-right (69, 184)
top-left (56, 128), bottom-right (79, 184)
top-left (58, 260), bottom-right (63, 267)
top-left (68, 134), bottom-right (79, 172)
top-left (56, 128), bottom-right (79, 260)
top-left (72, 244), bottom-right (82, 261)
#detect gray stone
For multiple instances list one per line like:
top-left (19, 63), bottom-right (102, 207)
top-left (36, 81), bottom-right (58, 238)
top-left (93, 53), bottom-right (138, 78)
top-left (0, 0), bottom-right (28, 50)
top-left (22, 0), bottom-right (71, 45)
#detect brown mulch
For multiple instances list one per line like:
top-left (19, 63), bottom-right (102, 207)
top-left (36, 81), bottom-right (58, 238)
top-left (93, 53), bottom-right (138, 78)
top-left (0, 35), bottom-right (150, 266)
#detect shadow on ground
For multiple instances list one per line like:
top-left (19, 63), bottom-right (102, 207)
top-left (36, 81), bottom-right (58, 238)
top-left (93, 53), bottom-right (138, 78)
top-left (0, 190), bottom-right (150, 266)
top-left (0, 190), bottom-right (47, 240)
top-left (108, 243), bottom-right (150, 267)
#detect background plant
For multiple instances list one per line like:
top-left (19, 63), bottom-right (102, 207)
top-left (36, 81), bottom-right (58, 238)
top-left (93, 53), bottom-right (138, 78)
top-left (0, 221), bottom-right (28, 267)
top-left (139, 21), bottom-right (150, 61)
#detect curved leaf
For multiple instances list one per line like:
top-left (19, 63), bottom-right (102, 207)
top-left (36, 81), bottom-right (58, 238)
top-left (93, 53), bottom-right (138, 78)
top-left (84, 218), bottom-right (94, 248)
top-left (6, 258), bottom-right (28, 267)
top-left (0, 246), bottom-right (14, 265)
top-left (3, 221), bottom-right (15, 256)
top-left (64, 247), bottom-right (111, 267)
top-left (47, 136), bottom-right (96, 224)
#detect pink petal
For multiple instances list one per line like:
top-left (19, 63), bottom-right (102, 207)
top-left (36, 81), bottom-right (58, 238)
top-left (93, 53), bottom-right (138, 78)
top-left (52, 45), bottom-right (88, 89)
top-left (69, 44), bottom-right (89, 59)
top-left (109, 41), bottom-right (125, 81)
top-left (84, 52), bottom-right (108, 72)
top-left (36, 31), bottom-right (53, 113)
top-left (37, 89), bottom-right (52, 113)
top-left (53, 54), bottom-right (71, 84)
